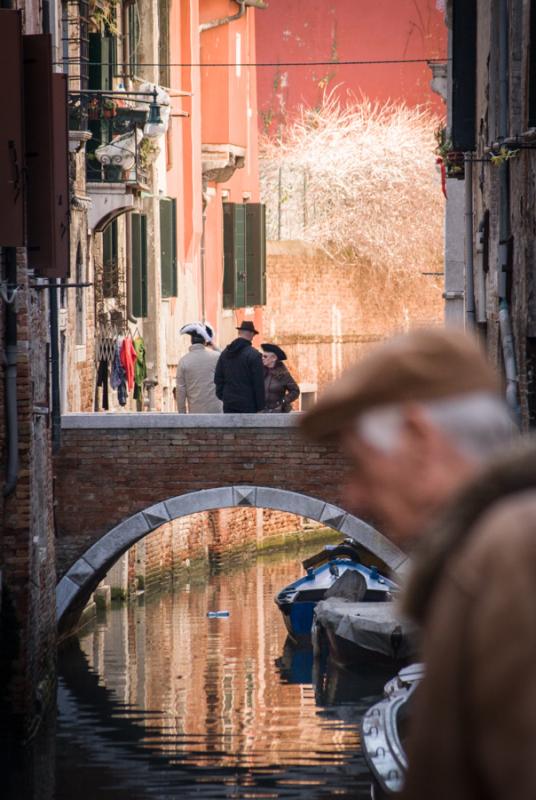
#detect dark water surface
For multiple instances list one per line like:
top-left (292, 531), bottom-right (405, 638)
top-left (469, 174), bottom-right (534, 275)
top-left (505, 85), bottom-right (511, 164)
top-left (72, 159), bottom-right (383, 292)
top-left (54, 545), bottom-right (396, 799)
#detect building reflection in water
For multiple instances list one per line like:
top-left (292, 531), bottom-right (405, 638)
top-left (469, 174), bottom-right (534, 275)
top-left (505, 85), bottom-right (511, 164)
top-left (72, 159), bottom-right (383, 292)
top-left (56, 546), bottom-right (392, 797)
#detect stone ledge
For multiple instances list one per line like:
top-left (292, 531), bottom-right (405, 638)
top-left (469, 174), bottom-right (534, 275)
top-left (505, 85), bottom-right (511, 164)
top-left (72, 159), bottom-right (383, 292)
top-left (61, 412), bottom-right (303, 429)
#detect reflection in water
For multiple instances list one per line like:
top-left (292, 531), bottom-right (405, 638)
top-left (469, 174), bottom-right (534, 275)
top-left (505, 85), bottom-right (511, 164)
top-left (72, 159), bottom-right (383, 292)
top-left (56, 548), bottom-right (396, 799)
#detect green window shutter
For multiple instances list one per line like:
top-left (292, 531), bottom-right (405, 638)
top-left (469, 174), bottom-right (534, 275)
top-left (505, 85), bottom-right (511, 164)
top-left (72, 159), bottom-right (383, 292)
top-left (245, 203), bottom-right (266, 306)
top-left (223, 203), bottom-right (236, 309)
top-left (160, 197), bottom-right (177, 297)
top-left (131, 212), bottom-right (147, 317)
top-left (234, 204), bottom-right (246, 307)
top-left (102, 219), bottom-right (118, 298)
top-left (222, 203), bottom-right (247, 309)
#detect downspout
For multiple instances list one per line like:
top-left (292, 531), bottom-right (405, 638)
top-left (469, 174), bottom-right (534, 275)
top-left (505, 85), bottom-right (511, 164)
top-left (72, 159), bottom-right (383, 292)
top-left (199, 0), bottom-right (267, 33)
top-left (497, 0), bottom-right (520, 420)
top-left (2, 247), bottom-right (19, 496)
top-left (201, 192), bottom-right (207, 321)
top-left (464, 154), bottom-right (475, 327)
top-left (199, 0), bottom-right (246, 33)
top-left (49, 282), bottom-right (61, 453)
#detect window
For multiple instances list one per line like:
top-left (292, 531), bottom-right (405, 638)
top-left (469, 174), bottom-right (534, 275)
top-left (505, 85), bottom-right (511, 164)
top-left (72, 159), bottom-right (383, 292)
top-left (131, 212), bottom-right (148, 318)
top-left (158, 0), bottom-right (170, 87)
top-left (123, 0), bottom-right (140, 81)
top-left (102, 219), bottom-right (118, 297)
top-left (75, 242), bottom-right (85, 345)
top-left (160, 197), bottom-right (177, 297)
top-left (300, 391), bottom-right (317, 412)
top-left (451, 0), bottom-right (476, 151)
top-left (223, 202), bottom-right (266, 309)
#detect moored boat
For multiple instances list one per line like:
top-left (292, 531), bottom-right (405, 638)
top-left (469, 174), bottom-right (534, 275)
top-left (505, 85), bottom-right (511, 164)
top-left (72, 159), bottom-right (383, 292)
top-left (361, 662), bottom-right (425, 797)
top-left (312, 599), bottom-right (418, 668)
top-left (275, 539), bottom-right (397, 642)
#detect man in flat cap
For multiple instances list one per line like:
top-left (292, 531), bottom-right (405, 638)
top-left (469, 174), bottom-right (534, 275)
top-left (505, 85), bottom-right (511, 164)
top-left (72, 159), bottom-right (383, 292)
top-left (301, 328), bottom-right (536, 800)
top-left (214, 320), bottom-right (265, 413)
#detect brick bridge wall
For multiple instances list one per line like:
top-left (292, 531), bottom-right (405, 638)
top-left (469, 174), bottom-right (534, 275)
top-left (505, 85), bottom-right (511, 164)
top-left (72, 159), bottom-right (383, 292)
top-left (54, 414), bottom-right (407, 633)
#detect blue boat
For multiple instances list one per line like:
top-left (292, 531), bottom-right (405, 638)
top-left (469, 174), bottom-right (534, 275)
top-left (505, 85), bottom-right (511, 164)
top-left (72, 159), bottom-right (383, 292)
top-left (275, 540), bottom-right (398, 642)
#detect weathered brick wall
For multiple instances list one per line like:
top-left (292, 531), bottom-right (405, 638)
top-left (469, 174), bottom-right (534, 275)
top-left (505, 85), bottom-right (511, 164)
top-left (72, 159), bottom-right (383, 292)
top-left (0, 252), bottom-right (56, 739)
top-left (65, 205), bottom-right (95, 412)
top-left (474, 0), bottom-right (535, 429)
top-left (138, 507), bottom-right (320, 589)
top-left (264, 242), bottom-right (443, 395)
top-left (54, 419), bottom-right (350, 578)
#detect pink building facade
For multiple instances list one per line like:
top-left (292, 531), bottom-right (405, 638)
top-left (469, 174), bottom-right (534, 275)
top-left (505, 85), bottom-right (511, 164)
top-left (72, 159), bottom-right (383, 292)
top-left (256, 0), bottom-right (447, 133)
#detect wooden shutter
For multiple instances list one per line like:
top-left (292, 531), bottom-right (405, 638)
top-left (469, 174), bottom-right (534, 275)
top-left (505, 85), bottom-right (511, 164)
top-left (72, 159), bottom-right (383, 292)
top-left (131, 213), bottom-right (147, 317)
top-left (223, 203), bottom-right (250, 308)
top-left (0, 11), bottom-right (24, 246)
top-left (24, 34), bottom-right (69, 277)
top-left (223, 203), bottom-right (236, 309)
top-left (160, 197), bottom-right (177, 297)
top-left (102, 219), bottom-right (118, 297)
top-left (451, 0), bottom-right (476, 151)
top-left (245, 203), bottom-right (266, 307)
top-left (234, 204), bottom-right (246, 307)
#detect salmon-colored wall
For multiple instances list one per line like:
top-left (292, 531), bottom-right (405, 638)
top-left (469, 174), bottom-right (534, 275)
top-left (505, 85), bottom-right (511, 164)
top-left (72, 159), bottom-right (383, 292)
top-left (200, 2), bottom-right (264, 341)
top-left (200, 0), bottom-right (250, 148)
top-left (256, 0), bottom-right (447, 134)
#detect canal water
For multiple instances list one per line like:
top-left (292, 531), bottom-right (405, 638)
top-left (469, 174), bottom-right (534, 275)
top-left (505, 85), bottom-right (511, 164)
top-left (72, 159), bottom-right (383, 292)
top-left (54, 541), bottom-right (396, 799)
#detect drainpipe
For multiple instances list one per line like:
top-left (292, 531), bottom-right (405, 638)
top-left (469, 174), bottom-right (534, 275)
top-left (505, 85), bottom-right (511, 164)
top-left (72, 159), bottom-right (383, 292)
top-left (2, 247), bottom-right (19, 497)
top-left (497, 0), bottom-right (520, 421)
top-left (199, 0), bottom-right (267, 33)
top-left (464, 154), bottom-right (475, 327)
top-left (49, 282), bottom-right (61, 453)
top-left (200, 204), bottom-right (207, 321)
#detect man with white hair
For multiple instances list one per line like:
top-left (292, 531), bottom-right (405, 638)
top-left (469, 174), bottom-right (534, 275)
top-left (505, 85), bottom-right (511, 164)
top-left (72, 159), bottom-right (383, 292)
top-left (301, 328), bottom-right (536, 800)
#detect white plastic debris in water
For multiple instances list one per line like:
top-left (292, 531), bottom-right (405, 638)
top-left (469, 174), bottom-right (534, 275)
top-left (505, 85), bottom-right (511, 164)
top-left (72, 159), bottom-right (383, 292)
top-left (207, 611), bottom-right (230, 618)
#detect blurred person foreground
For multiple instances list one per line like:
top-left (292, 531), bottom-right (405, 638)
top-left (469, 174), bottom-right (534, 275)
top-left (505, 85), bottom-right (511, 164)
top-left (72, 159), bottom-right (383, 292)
top-left (301, 327), bottom-right (536, 800)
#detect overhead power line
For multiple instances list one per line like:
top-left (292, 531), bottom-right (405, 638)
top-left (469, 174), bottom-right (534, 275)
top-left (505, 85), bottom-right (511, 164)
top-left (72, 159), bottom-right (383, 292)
top-left (55, 57), bottom-right (448, 68)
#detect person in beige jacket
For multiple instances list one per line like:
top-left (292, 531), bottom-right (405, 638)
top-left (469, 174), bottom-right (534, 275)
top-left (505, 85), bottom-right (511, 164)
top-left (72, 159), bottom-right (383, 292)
top-left (300, 328), bottom-right (536, 800)
top-left (176, 323), bottom-right (222, 413)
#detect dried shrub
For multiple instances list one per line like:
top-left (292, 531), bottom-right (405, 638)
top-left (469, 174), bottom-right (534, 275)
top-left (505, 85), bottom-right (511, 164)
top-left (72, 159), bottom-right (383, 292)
top-left (260, 93), bottom-right (445, 274)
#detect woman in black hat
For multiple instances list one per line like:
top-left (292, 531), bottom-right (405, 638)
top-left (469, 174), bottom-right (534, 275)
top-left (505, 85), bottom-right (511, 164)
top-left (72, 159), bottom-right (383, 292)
top-left (261, 343), bottom-right (300, 413)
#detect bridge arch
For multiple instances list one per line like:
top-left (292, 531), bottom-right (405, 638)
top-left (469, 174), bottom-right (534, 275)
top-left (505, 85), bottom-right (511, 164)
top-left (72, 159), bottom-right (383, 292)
top-left (56, 485), bottom-right (408, 635)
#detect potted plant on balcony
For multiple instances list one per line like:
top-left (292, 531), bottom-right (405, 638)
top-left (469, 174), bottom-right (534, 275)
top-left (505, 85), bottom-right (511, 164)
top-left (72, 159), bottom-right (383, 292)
top-left (435, 126), bottom-right (464, 179)
top-left (139, 137), bottom-right (160, 170)
top-left (102, 98), bottom-right (117, 119)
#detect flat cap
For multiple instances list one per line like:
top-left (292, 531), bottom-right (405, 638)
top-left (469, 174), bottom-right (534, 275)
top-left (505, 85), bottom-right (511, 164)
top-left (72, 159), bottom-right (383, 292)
top-left (300, 327), bottom-right (501, 442)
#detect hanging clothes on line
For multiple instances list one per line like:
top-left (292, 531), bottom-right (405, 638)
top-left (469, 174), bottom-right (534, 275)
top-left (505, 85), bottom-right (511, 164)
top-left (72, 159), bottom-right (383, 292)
top-left (133, 336), bottom-right (147, 401)
top-left (95, 330), bottom-right (118, 412)
top-left (120, 335), bottom-right (138, 393)
top-left (96, 357), bottom-right (110, 410)
top-left (111, 339), bottom-right (128, 406)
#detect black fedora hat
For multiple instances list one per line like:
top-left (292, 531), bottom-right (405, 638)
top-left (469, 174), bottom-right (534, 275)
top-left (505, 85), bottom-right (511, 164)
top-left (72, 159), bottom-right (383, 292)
top-left (236, 320), bottom-right (259, 335)
top-left (261, 342), bottom-right (287, 361)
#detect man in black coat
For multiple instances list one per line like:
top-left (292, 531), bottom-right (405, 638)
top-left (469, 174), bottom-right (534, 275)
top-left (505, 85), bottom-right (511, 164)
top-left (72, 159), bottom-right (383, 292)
top-left (214, 321), bottom-right (265, 413)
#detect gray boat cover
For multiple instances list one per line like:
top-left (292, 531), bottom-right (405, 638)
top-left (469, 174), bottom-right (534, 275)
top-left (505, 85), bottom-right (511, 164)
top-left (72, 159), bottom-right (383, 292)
top-left (314, 599), bottom-right (418, 660)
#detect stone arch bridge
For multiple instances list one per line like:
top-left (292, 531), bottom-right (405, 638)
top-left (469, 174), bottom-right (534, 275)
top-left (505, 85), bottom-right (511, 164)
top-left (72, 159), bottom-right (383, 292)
top-left (54, 414), bottom-right (408, 634)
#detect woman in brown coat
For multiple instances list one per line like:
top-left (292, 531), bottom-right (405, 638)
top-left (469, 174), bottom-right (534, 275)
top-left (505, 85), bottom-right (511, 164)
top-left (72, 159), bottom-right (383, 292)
top-left (261, 343), bottom-right (300, 412)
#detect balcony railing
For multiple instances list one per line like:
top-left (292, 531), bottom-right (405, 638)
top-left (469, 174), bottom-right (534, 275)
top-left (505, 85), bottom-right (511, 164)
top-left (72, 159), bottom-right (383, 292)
top-left (68, 90), bottom-right (159, 186)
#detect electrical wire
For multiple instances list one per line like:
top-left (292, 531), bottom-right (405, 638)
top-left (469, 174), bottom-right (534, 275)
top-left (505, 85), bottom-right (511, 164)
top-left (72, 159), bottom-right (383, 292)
top-left (53, 56), bottom-right (448, 68)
